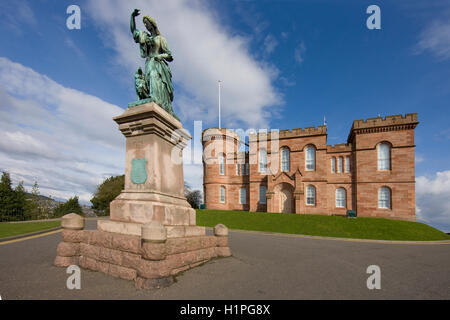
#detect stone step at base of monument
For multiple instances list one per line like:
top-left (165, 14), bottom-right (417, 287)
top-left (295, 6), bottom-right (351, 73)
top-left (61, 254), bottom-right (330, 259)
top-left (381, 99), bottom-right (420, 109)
top-left (97, 219), bottom-right (206, 238)
top-left (54, 223), bottom-right (231, 289)
top-left (110, 195), bottom-right (197, 226)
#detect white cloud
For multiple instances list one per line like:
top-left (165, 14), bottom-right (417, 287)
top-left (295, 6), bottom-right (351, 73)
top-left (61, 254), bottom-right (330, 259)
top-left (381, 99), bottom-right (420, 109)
top-left (0, 131), bottom-right (59, 160)
top-left (416, 170), bottom-right (450, 232)
top-left (0, 57), bottom-right (125, 203)
top-left (0, 0), bottom-right (37, 35)
top-left (294, 42), bottom-right (306, 64)
top-left (264, 34), bottom-right (279, 55)
top-left (64, 37), bottom-right (85, 58)
top-left (416, 19), bottom-right (450, 61)
top-left (415, 154), bottom-right (424, 163)
top-left (183, 164), bottom-right (203, 193)
top-left (85, 0), bottom-right (282, 128)
top-left (279, 76), bottom-right (296, 87)
top-left (0, 57), bottom-right (205, 204)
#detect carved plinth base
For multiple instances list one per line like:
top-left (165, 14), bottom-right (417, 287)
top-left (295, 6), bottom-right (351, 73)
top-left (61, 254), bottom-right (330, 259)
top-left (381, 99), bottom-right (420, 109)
top-left (98, 220), bottom-right (206, 238)
top-left (110, 192), bottom-right (196, 226)
top-left (54, 103), bottom-right (232, 287)
top-left (54, 214), bottom-right (231, 289)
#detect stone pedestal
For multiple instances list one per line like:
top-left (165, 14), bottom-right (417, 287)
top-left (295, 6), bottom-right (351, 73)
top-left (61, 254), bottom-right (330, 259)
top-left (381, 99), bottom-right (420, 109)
top-left (54, 102), bottom-right (231, 289)
top-left (110, 102), bottom-right (194, 226)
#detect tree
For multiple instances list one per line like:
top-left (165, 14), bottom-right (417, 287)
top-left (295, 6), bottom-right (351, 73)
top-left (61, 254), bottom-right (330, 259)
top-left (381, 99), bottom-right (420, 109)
top-left (13, 181), bottom-right (27, 219)
top-left (184, 181), bottom-right (202, 209)
top-left (0, 172), bottom-right (15, 220)
top-left (90, 175), bottom-right (124, 216)
top-left (186, 189), bottom-right (202, 209)
top-left (53, 196), bottom-right (83, 217)
top-left (26, 181), bottom-right (41, 220)
top-left (0, 172), bottom-right (14, 208)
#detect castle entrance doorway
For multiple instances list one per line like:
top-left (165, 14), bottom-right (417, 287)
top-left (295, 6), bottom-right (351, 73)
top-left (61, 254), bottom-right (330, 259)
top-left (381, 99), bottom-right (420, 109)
top-left (274, 182), bottom-right (295, 213)
top-left (280, 188), bottom-right (292, 213)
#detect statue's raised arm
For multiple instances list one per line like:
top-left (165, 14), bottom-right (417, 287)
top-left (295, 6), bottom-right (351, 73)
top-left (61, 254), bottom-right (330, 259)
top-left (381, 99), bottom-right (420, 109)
top-left (130, 9), bottom-right (140, 35)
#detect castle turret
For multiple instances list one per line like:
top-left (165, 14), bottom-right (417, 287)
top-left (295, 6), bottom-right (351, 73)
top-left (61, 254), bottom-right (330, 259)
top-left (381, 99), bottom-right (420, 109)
top-left (202, 128), bottom-right (249, 210)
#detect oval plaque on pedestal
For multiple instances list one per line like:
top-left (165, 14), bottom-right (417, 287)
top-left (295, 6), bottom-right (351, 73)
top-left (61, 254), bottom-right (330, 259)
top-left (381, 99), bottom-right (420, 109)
top-left (131, 158), bottom-right (147, 184)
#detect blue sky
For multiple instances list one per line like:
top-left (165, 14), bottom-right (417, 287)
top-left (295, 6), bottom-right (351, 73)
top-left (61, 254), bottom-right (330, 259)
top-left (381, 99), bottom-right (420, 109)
top-left (0, 0), bottom-right (449, 231)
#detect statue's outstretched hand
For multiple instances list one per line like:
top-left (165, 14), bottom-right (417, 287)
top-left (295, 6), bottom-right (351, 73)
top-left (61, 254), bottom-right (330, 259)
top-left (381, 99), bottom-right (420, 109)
top-left (132, 9), bottom-right (140, 17)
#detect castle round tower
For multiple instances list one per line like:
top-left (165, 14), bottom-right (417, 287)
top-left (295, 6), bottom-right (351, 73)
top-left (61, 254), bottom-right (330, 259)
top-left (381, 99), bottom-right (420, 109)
top-left (202, 128), bottom-right (248, 210)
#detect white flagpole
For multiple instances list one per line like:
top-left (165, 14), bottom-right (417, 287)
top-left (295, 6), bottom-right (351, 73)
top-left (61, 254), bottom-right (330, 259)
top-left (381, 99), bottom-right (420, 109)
top-left (218, 80), bottom-right (222, 129)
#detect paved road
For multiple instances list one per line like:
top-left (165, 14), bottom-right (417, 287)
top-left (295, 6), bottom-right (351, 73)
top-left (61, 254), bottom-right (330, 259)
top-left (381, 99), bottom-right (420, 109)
top-left (0, 220), bottom-right (449, 299)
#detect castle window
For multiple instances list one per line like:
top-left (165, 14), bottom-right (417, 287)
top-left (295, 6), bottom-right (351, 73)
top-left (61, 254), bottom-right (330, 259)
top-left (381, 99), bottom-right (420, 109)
top-left (336, 188), bottom-right (346, 208)
top-left (241, 163), bottom-right (246, 176)
top-left (239, 188), bottom-right (247, 204)
top-left (219, 154), bottom-right (225, 175)
top-left (378, 143), bottom-right (391, 170)
top-left (378, 187), bottom-right (391, 209)
top-left (246, 163), bottom-right (249, 175)
top-left (220, 186), bottom-right (226, 203)
top-left (281, 148), bottom-right (290, 172)
top-left (236, 163), bottom-right (240, 176)
top-left (345, 156), bottom-right (350, 173)
top-left (259, 149), bottom-right (267, 173)
top-left (306, 185), bottom-right (316, 206)
top-left (305, 146), bottom-right (315, 171)
top-left (259, 186), bottom-right (267, 204)
top-left (331, 157), bottom-right (336, 173)
top-left (338, 156), bottom-right (343, 173)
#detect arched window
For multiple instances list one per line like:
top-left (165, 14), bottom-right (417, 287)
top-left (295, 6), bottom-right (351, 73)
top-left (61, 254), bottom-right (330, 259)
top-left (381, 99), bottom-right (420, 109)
top-left (281, 148), bottom-right (290, 172)
top-left (336, 188), bottom-right (346, 208)
top-left (219, 154), bottom-right (225, 175)
top-left (331, 157), bottom-right (336, 173)
top-left (305, 146), bottom-right (316, 171)
top-left (338, 156), bottom-right (343, 173)
top-left (306, 185), bottom-right (316, 206)
top-left (259, 186), bottom-right (267, 204)
top-left (378, 143), bottom-right (391, 170)
top-left (220, 186), bottom-right (226, 203)
top-left (259, 149), bottom-right (267, 173)
top-left (345, 156), bottom-right (350, 173)
top-left (239, 188), bottom-right (247, 204)
top-left (378, 187), bottom-right (391, 209)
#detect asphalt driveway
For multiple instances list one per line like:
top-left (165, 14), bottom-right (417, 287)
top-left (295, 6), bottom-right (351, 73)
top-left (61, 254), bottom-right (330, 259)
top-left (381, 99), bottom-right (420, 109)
top-left (0, 220), bottom-right (449, 299)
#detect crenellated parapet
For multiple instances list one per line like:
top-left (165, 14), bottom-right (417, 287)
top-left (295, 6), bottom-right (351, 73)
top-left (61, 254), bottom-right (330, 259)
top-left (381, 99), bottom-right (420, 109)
top-left (348, 113), bottom-right (418, 143)
top-left (202, 128), bottom-right (243, 162)
top-left (327, 143), bottom-right (352, 153)
top-left (202, 128), bottom-right (241, 144)
top-left (249, 125), bottom-right (327, 142)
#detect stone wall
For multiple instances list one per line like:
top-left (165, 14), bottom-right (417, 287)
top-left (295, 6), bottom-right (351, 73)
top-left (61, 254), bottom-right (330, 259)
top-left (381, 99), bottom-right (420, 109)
top-left (54, 214), bottom-right (231, 289)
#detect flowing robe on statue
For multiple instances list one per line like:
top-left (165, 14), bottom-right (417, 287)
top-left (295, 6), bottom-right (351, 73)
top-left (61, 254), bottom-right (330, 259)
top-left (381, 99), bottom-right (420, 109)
top-left (133, 29), bottom-right (174, 115)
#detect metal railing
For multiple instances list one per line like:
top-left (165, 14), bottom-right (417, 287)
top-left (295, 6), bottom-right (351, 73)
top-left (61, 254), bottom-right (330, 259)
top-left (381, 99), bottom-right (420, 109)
top-left (0, 207), bottom-right (58, 222)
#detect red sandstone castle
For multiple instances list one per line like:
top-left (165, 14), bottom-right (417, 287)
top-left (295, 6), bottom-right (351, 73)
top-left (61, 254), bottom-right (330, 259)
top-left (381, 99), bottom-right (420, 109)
top-left (202, 113), bottom-right (418, 221)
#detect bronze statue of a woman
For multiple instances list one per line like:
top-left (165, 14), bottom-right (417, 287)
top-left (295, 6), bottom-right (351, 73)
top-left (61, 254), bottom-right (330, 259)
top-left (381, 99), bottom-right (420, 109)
top-left (130, 9), bottom-right (177, 118)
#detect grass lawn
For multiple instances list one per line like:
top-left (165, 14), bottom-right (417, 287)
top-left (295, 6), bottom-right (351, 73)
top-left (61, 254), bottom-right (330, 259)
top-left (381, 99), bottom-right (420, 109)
top-left (196, 209), bottom-right (450, 241)
top-left (0, 221), bottom-right (60, 239)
